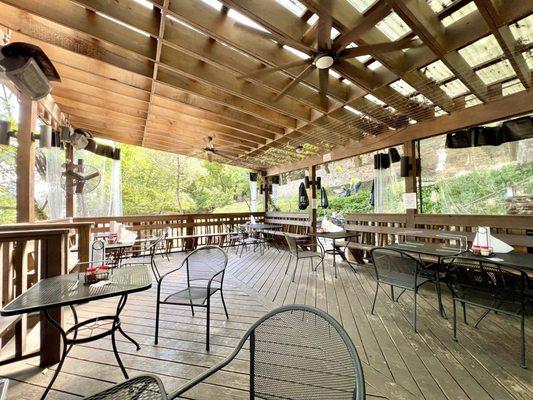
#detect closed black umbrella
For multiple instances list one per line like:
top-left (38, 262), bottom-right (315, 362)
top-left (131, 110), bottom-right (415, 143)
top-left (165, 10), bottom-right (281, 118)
top-left (320, 187), bottom-right (329, 209)
top-left (298, 182), bottom-right (309, 210)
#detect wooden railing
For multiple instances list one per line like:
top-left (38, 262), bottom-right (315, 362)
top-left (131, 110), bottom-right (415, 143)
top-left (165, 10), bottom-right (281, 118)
top-left (344, 213), bottom-right (533, 251)
top-left (0, 228), bottom-right (71, 367)
top-left (264, 212), bottom-right (311, 235)
top-left (74, 212), bottom-right (266, 252)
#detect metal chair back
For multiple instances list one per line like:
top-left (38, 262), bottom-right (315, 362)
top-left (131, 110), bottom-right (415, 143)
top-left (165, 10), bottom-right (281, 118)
top-left (184, 245), bottom-right (228, 288)
top-left (284, 233), bottom-right (299, 256)
top-left (371, 247), bottom-right (420, 286)
top-left (147, 231), bottom-right (168, 280)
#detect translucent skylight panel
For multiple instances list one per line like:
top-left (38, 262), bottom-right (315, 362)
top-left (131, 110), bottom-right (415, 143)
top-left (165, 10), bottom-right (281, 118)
top-left (201, 0), bottom-right (222, 11)
top-left (365, 94), bottom-right (386, 106)
top-left (440, 79), bottom-right (469, 97)
top-left (346, 0), bottom-right (377, 13)
top-left (426, 0), bottom-right (455, 13)
top-left (329, 69), bottom-right (341, 79)
top-left (227, 9), bottom-right (269, 32)
top-left (476, 59), bottom-right (515, 85)
top-left (412, 94), bottom-right (433, 106)
top-left (344, 105), bottom-right (363, 115)
top-left (434, 106), bottom-right (448, 117)
top-left (331, 27), bottom-right (340, 39)
top-left (276, 0), bottom-right (306, 17)
top-left (283, 45), bottom-right (309, 59)
top-left (441, 2), bottom-right (478, 27)
top-left (132, 0), bottom-right (153, 9)
top-left (389, 79), bottom-right (417, 96)
top-left (421, 60), bottom-right (453, 82)
top-left (307, 14), bottom-right (319, 25)
top-left (458, 35), bottom-right (503, 67)
top-left (510, 14), bottom-right (533, 44)
top-left (502, 79), bottom-right (526, 96)
top-left (464, 94), bottom-right (482, 108)
top-left (367, 60), bottom-right (382, 70)
top-left (523, 50), bottom-right (533, 69)
top-left (376, 12), bottom-right (412, 41)
top-left (167, 15), bottom-right (206, 36)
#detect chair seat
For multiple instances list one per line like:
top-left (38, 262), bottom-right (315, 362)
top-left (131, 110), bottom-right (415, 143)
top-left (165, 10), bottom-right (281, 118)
top-left (297, 251), bottom-right (322, 259)
top-left (163, 287), bottom-right (219, 305)
top-left (84, 374), bottom-right (168, 400)
top-left (378, 271), bottom-right (432, 290)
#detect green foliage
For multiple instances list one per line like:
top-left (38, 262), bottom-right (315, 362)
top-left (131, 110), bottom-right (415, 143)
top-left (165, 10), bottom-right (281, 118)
top-left (319, 190), bottom-right (373, 216)
top-left (421, 162), bottom-right (533, 214)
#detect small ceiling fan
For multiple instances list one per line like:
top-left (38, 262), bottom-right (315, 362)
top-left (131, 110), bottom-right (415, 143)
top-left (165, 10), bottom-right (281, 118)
top-left (237, 0), bottom-right (422, 106)
top-left (189, 136), bottom-right (242, 162)
top-left (61, 159), bottom-right (101, 194)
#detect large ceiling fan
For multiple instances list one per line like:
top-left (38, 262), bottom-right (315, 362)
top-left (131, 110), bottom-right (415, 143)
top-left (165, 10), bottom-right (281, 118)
top-left (189, 136), bottom-right (242, 162)
top-left (237, 0), bottom-right (421, 106)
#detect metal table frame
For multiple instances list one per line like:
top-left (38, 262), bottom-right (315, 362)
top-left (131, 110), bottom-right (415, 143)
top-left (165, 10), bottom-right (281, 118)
top-left (308, 232), bottom-right (359, 278)
top-left (1, 265), bottom-right (151, 400)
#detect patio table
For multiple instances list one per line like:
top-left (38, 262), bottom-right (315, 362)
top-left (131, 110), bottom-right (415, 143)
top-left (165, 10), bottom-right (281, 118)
top-left (247, 223), bottom-right (282, 230)
top-left (1, 265), bottom-right (152, 400)
top-left (308, 231), bottom-right (359, 278)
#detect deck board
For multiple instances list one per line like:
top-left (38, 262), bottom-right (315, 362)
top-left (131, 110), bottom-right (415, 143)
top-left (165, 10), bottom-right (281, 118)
top-left (0, 247), bottom-right (531, 399)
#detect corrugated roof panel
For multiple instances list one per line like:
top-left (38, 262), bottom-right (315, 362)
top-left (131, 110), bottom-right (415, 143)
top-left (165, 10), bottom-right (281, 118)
top-left (502, 78), bottom-right (526, 96)
top-left (509, 13), bottom-right (533, 44)
top-left (523, 50), bottom-right (533, 69)
top-left (390, 79), bottom-right (417, 96)
top-left (275, 0), bottom-right (306, 17)
top-left (476, 59), bottom-right (515, 85)
top-left (427, 0), bottom-right (455, 13)
top-left (365, 94), bottom-right (387, 106)
top-left (376, 12), bottom-right (412, 41)
top-left (346, 0), bottom-right (377, 13)
top-left (440, 79), bottom-right (469, 97)
top-left (458, 35), bottom-right (503, 67)
top-left (412, 94), bottom-right (433, 106)
top-left (442, 2), bottom-right (478, 27)
top-left (434, 106), bottom-right (448, 116)
top-left (421, 60), bottom-right (454, 82)
top-left (368, 60), bottom-right (382, 70)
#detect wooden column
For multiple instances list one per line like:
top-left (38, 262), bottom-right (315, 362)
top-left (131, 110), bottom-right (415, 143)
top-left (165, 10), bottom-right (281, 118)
top-left (16, 95), bottom-right (37, 223)
top-left (403, 140), bottom-right (419, 229)
top-left (308, 166), bottom-right (317, 248)
top-left (39, 230), bottom-right (68, 367)
top-left (65, 144), bottom-right (74, 218)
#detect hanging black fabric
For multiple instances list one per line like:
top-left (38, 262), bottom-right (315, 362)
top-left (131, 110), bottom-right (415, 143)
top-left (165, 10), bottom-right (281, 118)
top-left (369, 179), bottom-right (375, 207)
top-left (446, 116), bottom-right (533, 149)
top-left (320, 187), bottom-right (329, 209)
top-left (298, 182), bottom-right (309, 210)
top-left (373, 153), bottom-right (391, 169)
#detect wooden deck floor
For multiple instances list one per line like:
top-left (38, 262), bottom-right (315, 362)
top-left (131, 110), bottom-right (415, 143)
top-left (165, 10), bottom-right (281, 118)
top-left (1, 247), bottom-right (532, 399)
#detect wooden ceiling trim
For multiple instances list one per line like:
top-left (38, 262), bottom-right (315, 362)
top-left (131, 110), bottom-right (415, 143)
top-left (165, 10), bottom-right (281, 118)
top-left (59, 104), bottom-right (147, 129)
top-left (165, 0), bottom-right (351, 101)
top-left (2, 0), bottom-right (157, 60)
top-left (151, 87), bottom-right (283, 137)
top-left (155, 69), bottom-right (297, 128)
top-left (267, 88), bottom-right (533, 175)
top-left (151, 95), bottom-right (278, 140)
top-left (474, 0), bottom-right (531, 89)
top-left (0, 5), bottom-right (154, 78)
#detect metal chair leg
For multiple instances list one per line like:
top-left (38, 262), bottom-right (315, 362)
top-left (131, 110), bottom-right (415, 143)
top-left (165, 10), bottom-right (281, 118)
top-left (390, 285), bottom-right (395, 302)
top-left (220, 290), bottom-right (229, 319)
top-left (371, 282), bottom-right (379, 315)
top-left (520, 310), bottom-right (526, 368)
top-left (190, 300), bottom-right (195, 317)
top-left (154, 284), bottom-right (161, 345)
top-left (461, 302), bottom-right (467, 324)
top-left (413, 289), bottom-right (418, 333)
top-left (206, 296), bottom-right (210, 351)
top-left (291, 258), bottom-right (299, 282)
top-left (452, 299), bottom-right (458, 341)
top-left (285, 254), bottom-right (292, 275)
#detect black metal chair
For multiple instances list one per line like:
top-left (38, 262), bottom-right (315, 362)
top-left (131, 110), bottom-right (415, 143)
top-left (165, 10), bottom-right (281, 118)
top-left (370, 247), bottom-right (434, 332)
top-left (284, 233), bottom-right (324, 282)
top-left (84, 305), bottom-right (366, 400)
top-left (442, 256), bottom-right (528, 368)
top-left (154, 245), bottom-right (229, 351)
top-left (121, 230), bottom-right (168, 277)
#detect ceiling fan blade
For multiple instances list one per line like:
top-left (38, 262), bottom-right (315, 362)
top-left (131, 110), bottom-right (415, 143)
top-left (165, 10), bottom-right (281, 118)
top-left (75, 181), bottom-right (85, 194)
top-left (82, 171), bottom-right (100, 181)
top-left (318, 68), bottom-right (329, 109)
top-left (274, 63), bottom-right (316, 101)
top-left (338, 38), bottom-right (423, 59)
top-left (237, 58), bottom-right (313, 80)
top-left (316, 0), bottom-right (332, 51)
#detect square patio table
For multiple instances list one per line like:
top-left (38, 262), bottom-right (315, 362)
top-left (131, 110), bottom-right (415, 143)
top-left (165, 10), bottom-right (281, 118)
top-left (1, 265), bottom-right (152, 400)
top-left (308, 231), bottom-right (359, 278)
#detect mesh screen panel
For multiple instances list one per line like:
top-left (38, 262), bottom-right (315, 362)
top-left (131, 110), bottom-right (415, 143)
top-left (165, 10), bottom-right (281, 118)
top-left (84, 375), bottom-right (167, 400)
top-left (252, 308), bottom-right (358, 399)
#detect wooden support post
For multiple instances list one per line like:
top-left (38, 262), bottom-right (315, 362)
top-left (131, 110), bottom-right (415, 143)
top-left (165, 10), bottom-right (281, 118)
top-left (308, 166), bottom-right (317, 248)
top-left (16, 95), bottom-right (37, 223)
top-left (39, 231), bottom-right (68, 367)
top-left (65, 144), bottom-right (74, 218)
top-left (12, 240), bottom-right (28, 358)
top-left (403, 140), bottom-right (419, 229)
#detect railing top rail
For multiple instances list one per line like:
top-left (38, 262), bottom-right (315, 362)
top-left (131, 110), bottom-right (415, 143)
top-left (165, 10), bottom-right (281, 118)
top-left (0, 222), bottom-right (93, 231)
top-left (0, 229), bottom-right (71, 241)
top-left (73, 212), bottom-right (265, 223)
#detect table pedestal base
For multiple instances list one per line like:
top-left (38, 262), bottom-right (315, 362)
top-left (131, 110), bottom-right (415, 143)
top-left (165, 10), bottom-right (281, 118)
top-left (41, 295), bottom-right (139, 400)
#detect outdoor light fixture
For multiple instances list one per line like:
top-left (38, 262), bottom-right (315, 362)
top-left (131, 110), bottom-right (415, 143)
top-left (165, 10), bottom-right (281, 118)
top-left (0, 119), bottom-right (15, 145)
top-left (295, 145), bottom-right (304, 154)
top-left (304, 176), bottom-right (321, 189)
top-left (1, 119), bottom-right (55, 149)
